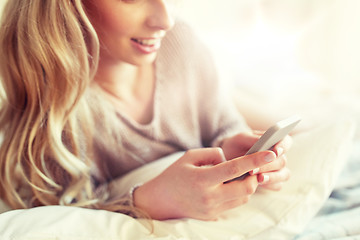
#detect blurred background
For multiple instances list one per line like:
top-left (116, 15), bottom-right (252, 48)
top-left (0, 0), bottom-right (359, 135)
top-left (177, 0), bottom-right (360, 135)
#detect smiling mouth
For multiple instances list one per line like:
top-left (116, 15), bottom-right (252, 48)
top-left (131, 38), bottom-right (161, 46)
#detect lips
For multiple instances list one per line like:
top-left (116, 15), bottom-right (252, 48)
top-left (131, 38), bottom-right (161, 46)
top-left (131, 37), bottom-right (162, 54)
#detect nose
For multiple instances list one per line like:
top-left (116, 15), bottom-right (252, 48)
top-left (146, 0), bottom-right (175, 31)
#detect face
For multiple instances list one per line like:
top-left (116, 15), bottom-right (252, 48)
top-left (83, 0), bottom-right (175, 66)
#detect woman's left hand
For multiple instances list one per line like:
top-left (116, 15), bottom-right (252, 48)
top-left (220, 131), bottom-right (293, 191)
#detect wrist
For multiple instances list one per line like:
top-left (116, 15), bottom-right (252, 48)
top-left (127, 183), bottom-right (143, 207)
top-left (132, 181), bottom-right (183, 220)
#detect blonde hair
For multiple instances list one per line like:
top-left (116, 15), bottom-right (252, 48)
top-left (0, 0), bottom-right (145, 218)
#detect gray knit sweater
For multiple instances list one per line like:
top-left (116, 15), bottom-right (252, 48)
top-left (90, 22), bottom-right (250, 182)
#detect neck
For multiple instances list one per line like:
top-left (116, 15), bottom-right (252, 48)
top-left (92, 59), bottom-right (157, 124)
top-left (93, 61), bottom-right (154, 101)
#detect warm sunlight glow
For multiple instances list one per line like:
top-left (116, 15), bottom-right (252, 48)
top-left (178, 0), bottom-right (360, 133)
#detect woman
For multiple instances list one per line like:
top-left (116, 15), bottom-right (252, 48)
top-left (0, 0), bottom-right (291, 220)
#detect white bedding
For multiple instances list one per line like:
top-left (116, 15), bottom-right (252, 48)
top-left (0, 119), bottom-right (356, 240)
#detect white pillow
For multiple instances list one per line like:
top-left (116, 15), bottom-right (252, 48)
top-left (0, 120), bottom-right (356, 240)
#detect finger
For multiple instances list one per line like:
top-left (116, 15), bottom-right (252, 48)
top-left (208, 151), bottom-right (276, 183)
top-left (182, 148), bottom-right (226, 166)
top-left (214, 177), bottom-right (259, 215)
top-left (274, 135), bottom-right (293, 157)
top-left (251, 155), bottom-right (287, 174)
top-left (219, 175), bottom-right (258, 201)
top-left (257, 167), bottom-right (291, 185)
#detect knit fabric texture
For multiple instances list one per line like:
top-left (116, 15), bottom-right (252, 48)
top-left (90, 21), bottom-right (250, 181)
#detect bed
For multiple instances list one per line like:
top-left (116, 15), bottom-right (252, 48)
top-left (0, 118), bottom-right (358, 240)
top-left (294, 138), bottom-right (360, 240)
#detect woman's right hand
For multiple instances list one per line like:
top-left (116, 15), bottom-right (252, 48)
top-left (133, 148), bottom-right (276, 220)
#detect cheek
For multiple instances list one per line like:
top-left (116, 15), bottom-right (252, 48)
top-left (87, 4), bottom-right (136, 39)
top-left (96, 14), bottom-right (132, 39)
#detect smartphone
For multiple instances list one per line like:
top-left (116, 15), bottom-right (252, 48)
top-left (225, 115), bottom-right (301, 183)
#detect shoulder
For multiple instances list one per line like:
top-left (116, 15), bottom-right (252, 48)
top-left (158, 20), bottom-right (216, 76)
top-left (159, 20), bottom-right (210, 61)
top-left (162, 20), bottom-right (197, 49)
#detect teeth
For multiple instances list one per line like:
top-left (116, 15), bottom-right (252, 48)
top-left (133, 38), bottom-right (160, 46)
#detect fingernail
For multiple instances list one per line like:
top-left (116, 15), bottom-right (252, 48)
top-left (261, 174), bottom-right (270, 184)
top-left (265, 152), bottom-right (276, 162)
top-left (252, 168), bottom-right (260, 174)
top-left (216, 147), bottom-right (226, 162)
top-left (276, 147), bottom-right (284, 157)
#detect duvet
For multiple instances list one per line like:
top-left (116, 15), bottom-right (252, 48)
top-left (0, 119), bottom-right (357, 240)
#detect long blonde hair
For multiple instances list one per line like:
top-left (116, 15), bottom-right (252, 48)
top-left (0, 0), bottom-right (144, 217)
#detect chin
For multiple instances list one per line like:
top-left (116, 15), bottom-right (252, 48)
top-left (129, 53), bottom-right (158, 66)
